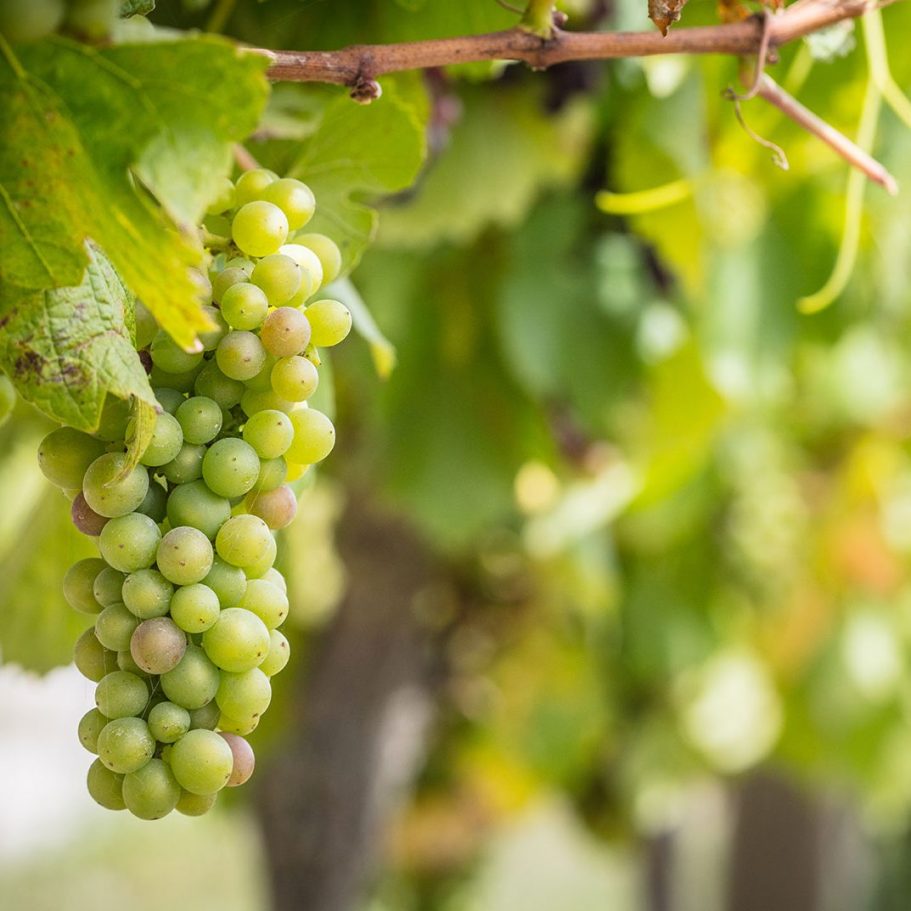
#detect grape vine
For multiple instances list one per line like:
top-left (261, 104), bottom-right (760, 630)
top-left (38, 169), bottom-right (351, 820)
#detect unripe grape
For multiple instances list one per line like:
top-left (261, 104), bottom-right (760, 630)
top-left (169, 583), bottom-right (221, 633)
top-left (251, 457), bottom-right (288, 493)
top-left (95, 395), bottom-right (131, 442)
top-left (251, 255), bottom-right (302, 306)
top-left (93, 566), bottom-right (126, 608)
top-left (148, 701), bottom-right (191, 744)
top-left (243, 536), bottom-right (278, 579)
top-left (161, 442), bottom-right (206, 485)
top-left (220, 733), bottom-right (256, 787)
top-left (202, 438), bottom-right (260, 499)
top-left (287, 408), bottom-right (335, 465)
top-left (123, 758), bottom-right (181, 820)
top-left (130, 617), bottom-right (187, 675)
top-left (122, 569), bottom-right (173, 620)
top-left (0, 0), bottom-right (65, 43)
top-left (154, 387), bottom-right (185, 415)
top-left (82, 453), bottom-right (150, 518)
top-left (234, 168), bottom-right (277, 206)
top-left (95, 671), bottom-right (149, 719)
top-left (194, 360), bottom-right (245, 410)
top-left (116, 649), bottom-right (150, 678)
top-left (206, 177), bottom-right (236, 215)
top-left (238, 578), bottom-right (289, 629)
top-left (64, 0), bottom-right (118, 40)
top-left (261, 629), bottom-right (291, 676)
top-left (157, 526), bottom-right (214, 586)
top-left (167, 480), bottom-right (231, 540)
top-left (176, 790), bottom-right (218, 817)
top-left (150, 331), bottom-right (203, 375)
top-left (96, 717), bottom-right (155, 774)
top-left (86, 759), bottom-right (126, 811)
top-left (169, 729), bottom-right (234, 795)
top-left (38, 427), bottom-right (105, 489)
top-left (197, 305), bottom-right (229, 352)
top-left (260, 567), bottom-right (288, 594)
top-left (135, 480), bottom-right (168, 524)
top-left (149, 363), bottom-right (203, 395)
top-left (243, 410), bottom-right (294, 460)
top-left (305, 299), bottom-right (353, 347)
top-left (212, 267), bottom-right (249, 303)
top-left (63, 558), bottom-right (106, 614)
top-left (279, 243), bottom-right (324, 301)
top-left (133, 302), bottom-right (158, 350)
top-left (271, 355), bottom-right (319, 402)
top-left (78, 708), bottom-right (109, 754)
top-left (202, 607), bottom-right (270, 672)
top-left (74, 629), bottom-right (117, 682)
top-left (95, 603), bottom-right (140, 652)
top-left (99, 513), bottom-right (161, 573)
top-left (140, 411), bottom-right (184, 467)
top-left (217, 713), bottom-right (260, 736)
top-left (160, 644), bottom-right (220, 710)
top-left (262, 179), bottom-right (315, 231)
top-left (216, 330), bottom-right (267, 382)
top-left (246, 484), bottom-right (298, 531)
top-left (187, 700), bottom-right (222, 732)
top-left (216, 668), bottom-right (272, 726)
top-left (176, 396), bottom-right (223, 445)
top-left (296, 233), bottom-right (342, 285)
top-left (232, 201), bottom-right (289, 258)
top-left (221, 282), bottom-right (269, 330)
top-left (215, 515), bottom-right (274, 569)
top-left (203, 557), bottom-right (248, 608)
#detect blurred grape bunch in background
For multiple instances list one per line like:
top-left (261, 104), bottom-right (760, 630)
top-left (5, 0), bottom-right (911, 910)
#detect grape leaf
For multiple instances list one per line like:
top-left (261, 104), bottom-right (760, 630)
top-left (0, 245), bottom-right (157, 434)
top-left (120, 0), bottom-right (156, 15)
top-left (286, 75), bottom-right (428, 273)
top-left (0, 36), bottom-right (269, 347)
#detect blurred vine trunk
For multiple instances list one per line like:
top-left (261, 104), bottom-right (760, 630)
top-left (254, 496), bottom-right (446, 911)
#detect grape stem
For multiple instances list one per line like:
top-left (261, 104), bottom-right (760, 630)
top-left (259, 0), bottom-right (902, 85)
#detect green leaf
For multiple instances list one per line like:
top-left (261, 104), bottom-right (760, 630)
top-left (0, 36), bottom-right (269, 346)
top-left (378, 86), bottom-right (593, 249)
top-left (330, 277), bottom-right (397, 378)
top-left (120, 0), bottom-right (156, 16)
top-left (287, 74), bottom-right (428, 273)
top-left (0, 246), bottom-right (156, 433)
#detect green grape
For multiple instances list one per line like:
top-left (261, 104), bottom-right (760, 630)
top-left (95, 671), bottom-right (149, 719)
top-left (140, 411), bottom-right (184, 467)
top-left (176, 789), bottom-right (218, 816)
top-left (0, 374), bottom-right (13, 427)
top-left (260, 306), bottom-right (312, 359)
top-left (167, 480), bottom-right (231, 540)
top-left (243, 536), bottom-right (278, 579)
top-left (196, 305), bottom-right (229, 352)
top-left (221, 282), bottom-right (269, 330)
top-left (63, 0), bottom-right (118, 39)
top-left (133, 302), bottom-right (158, 349)
top-left (252, 457), bottom-right (288, 493)
top-left (240, 388), bottom-right (294, 418)
top-left (287, 408), bottom-right (335, 465)
top-left (98, 513), bottom-right (162, 573)
top-left (135, 480), bottom-right (168, 524)
top-left (262, 178), bottom-right (315, 231)
top-left (86, 759), bottom-right (126, 811)
top-left (212, 267), bottom-right (249, 303)
top-left (215, 515), bottom-right (274, 569)
top-left (149, 363), bottom-right (203, 395)
top-left (261, 629), bottom-right (291, 676)
top-left (231, 201), bottom-right (289, 258)
top-left (150, 331), bottom-right (204, 375)
top-left (245, 354), bottom-right (279, 393)
top-left (234, 168), bottom-right (277, 206)
top-left (296, 233), bottom-right (342, 285)
top-left (188, 700), bottom-right (222, 732)
top-left (203, 557), bottom-right (247, 608)
top-left (202, 608), bottom-right (270, 672)
top-left (305, 298), bottom-right (353, 347)
top-left (251, 254), bottom-right (302, 307)
top-left (220, 733), bottom-right (256, 787)
top-left (92, 566), bottom-right (125, 608)
top-left (78, 708), bottom-right (109, 754)
top-left (161, 442), bottom-right (206, 485)
top-left (246, 485), bottom-right (298, 531)
top-left (215, 668), bottom-right (271, 726)
top-left (148, 701), bottom-right (191, 744)
top-left (216, 330), bottom-right (267, 382)
top-left (74, 629), bottom-right (117, 682)
top-left (278, 243), bottom-right (324, 302)
top-left (154, 387), bottom-right (185, 416)
top-left (206, 177), bottom-right (236, 215)
top-left (130, 617), bottom-right (187, 675)
top-left (157, 527), bottom-right (214, 586)
top-left (243, 410), bottom-right (294, 460)
top-left (271, 355), bottom-right (319, 402)
top-left (71, 493), bottom-right (109, 536)
top-left (160, 644), bottom-right (220, 710)
top-left (217, 713), bottom-right (259, 736)
top-left (63, 558), bottom-right (105, 614)
top-left (194, 360), bottom-right (245, 410)
top-left (170, 729), bottom-right (234, 795)
top-left (37, 427), bottom-right (105, 489)
top-left (82, 453), bottom-right (150, 518)
top-left (97, 717), bottom-right (155, 775)
top-left (123, 758), bottom-right (181, 820)
top-left (238, 578), bottom-right (289, 629)
top-left (95, 395), bottom-right (131, 442)
top-left (95, 603), bottom-right (140, 652)
top-left (122, 569), bottom-right (173, 619)
top-left (202, 438), bottom-right (261, 499)
top-left (176, 396), bottom-right (223, 445)
top-left (260, 567), bottom-right (287, 594)
top-left (116, 649), bottom-right (150, 678)
top-left (0, 0), bottom-right (64, 42)
top-left (170, 583), bottom-right (221, 634)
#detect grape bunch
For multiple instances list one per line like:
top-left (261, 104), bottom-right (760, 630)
top-left (37, 168), bottom-right (351, 820)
